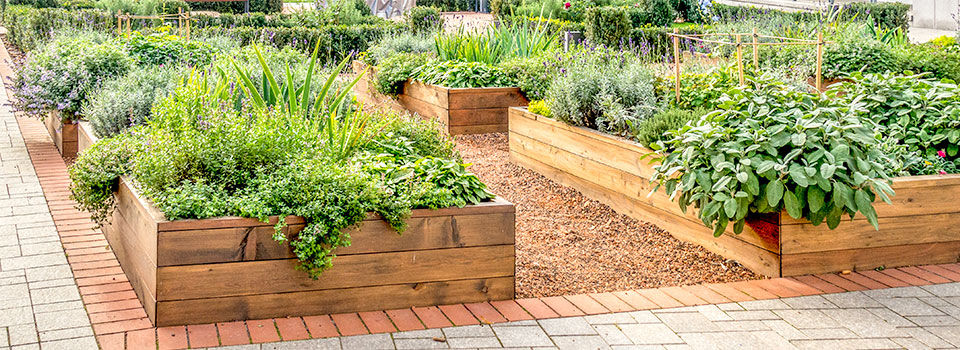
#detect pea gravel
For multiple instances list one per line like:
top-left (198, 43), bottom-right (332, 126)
top-left (454, 132), bottom-right (761, 298)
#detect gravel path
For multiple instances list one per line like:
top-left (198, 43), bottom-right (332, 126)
top-left (454, 133), bottom-right (761, 298)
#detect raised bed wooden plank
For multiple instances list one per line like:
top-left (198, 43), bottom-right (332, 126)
top-left (781, 241), bottom-right (960, 276)
top-left (43, 111), bottom-right (77, 158)
top-left (155, 277), bottom-right (515, 326)
top-left (156, 244), bottom-right (515, 300)
top-left (77, 121), bottom-right (98, 154)
top-left (782, 211), bottom-right (960, 254)
top-left (101, 180), bottom-right (160, 323)
top-left (448, 88), bottom-right (527, 110)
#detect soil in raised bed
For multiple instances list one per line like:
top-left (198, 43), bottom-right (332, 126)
top-left (455, 133), bottom-right (762, 298)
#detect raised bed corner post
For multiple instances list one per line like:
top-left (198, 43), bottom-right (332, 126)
top-left (751, 27), bottom-right (759, 70)
top-left (735, 33), bottom-right (744, 86)
top-left (815, 31), bottom-right (824, 92)
top-left (672, 28), bottom-right (681, 105)
top-left (116, 11), bottom-right (122, 35)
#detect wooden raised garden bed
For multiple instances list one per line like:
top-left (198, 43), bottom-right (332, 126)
top-left (77, 121), bottom-right (97, 154)
top-left (508, 107), bottom-right (960, 277)
top-left (102, 177), bottom-right (516, 326)
top-left (353, 61), bottom-right (528, 135)
top-left (43, 110), bottom-right (78, 158)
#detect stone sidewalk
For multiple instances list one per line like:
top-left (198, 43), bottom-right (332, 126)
top-left (215, 283), bottom-right (960, 350)
top-left (0, 89), bottom-right (98, 348)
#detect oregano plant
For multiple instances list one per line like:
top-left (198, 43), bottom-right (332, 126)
top-left (650, 83), bottom-right (896, 236)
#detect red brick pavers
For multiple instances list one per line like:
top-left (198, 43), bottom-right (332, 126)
top-left (10, 67), bottom-right (960, 349)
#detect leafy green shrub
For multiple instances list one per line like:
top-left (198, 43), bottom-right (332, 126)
top-left (434, 21), bottom-right (558, 64)
top-left (642, 0), bottom-right (676, 27)
top-left (192, 22), bottom-right (403, 62)
top-left (584, 6), bottom-right (631, 46)
top-left (656, 64), bottom-right (739, 110)
top-left (123, 31), bottom-right (217, 67)
top-left (498, 54), bottom-right (557, 100)
top-left (2, 5), bottom-right (114, 52)
top-left (57, 0), bottom-right (96, 9)
top-left (896, 45), bottom-right (960, 82)
top-left (546, 59), bottom-right (658, 136)
top-left (82, 65), bottom-right (181, 138)
top-left (633, 107), bottom-right (704, 148)
top-left (375, 53), bottom-right (434, 95)
top-left (822, 39), bottom-right (901, 79)
top-left (363, 32), bottom-right (434, 65)
top-left (414, 60), bottom-right (515, 88)
top-left (670, 0), bottom-right (705, 23)
top-left (416, 0), bottom-right (471, 11)
top-left (842, 2), bottom-right (910, 31)
top-left (406, 6), bottom-right (444, 33)
top-left (185, 0), bottom-right (281, 14)
top-left (12, 32), bottom-right (131, 118)
top-left (650, 85), bottom-right (896, 235)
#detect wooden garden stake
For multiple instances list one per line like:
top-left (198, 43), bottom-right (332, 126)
top-left (672, 29), bottom-right (681, 104)
top-left (815, 31), bottom-right (824, 92)
top-left (751, 27), bottom-right (759, 70)
top-left (735, 34), bottom-right (744, 86)
top-left (116, 11), bottom-right (122, 35)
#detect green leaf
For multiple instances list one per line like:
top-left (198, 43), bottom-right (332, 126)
top-left (766, 180), bottom-right (784, 207)
top-left (855, 189), bottom-right (879, 229)
top-left (783, 190), bottom-right (802, 219)
top-left (724, 198), bottom-right (738, 218)
top-left (807, 186), bottom-right (825, 213)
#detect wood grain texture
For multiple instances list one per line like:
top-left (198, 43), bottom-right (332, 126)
top-left (77, 121), bottom-right (98, 154)
top-left (781, 241), bottom-right (960, 276)
top-left (43, 110), bottom-right (77, 158)
top-left (155, 277), bottom-right (515, 326)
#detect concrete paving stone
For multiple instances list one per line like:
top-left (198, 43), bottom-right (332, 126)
top-left (593, 325), bottom-right (631, 345)
top-left (10, 205), bottom-right (48, 216)
top-left (820, 309), bottom-right (905, 338)
top-left (935, 305), bottom-right (960, 319)
top-left (26, 279), bottom-right (74, 290)
top-left (0, 225), bottom-right (13, 236)
top-left (799, 328), bottom-right (859, 340)
top-left (4, 213), bottom-right (49, 225)
top-left (0, 233), bottom-right (17, 247)
top-left (31, 300), bottom-right (84, 314)
top-left (922, 326), bottom-right (960, 348)
top-left (618, 324), bottom-right (682, 345)
top-left (445, 336), bottom-right (502, 348)
top-left (17, 242), bottom-right (60, 257)
top-left (0, 307), bottom-right (32, 327)
top-left (442, 325), bottom-right (493, 338)
top-left (339, 334), bottom-right (395, 349)
top-left (681, 330), bottom-right (795, 350)
top-left (890, 337), bottom-right (934, 350)
top-left (7, 324), bottom-right (36, 346)
top-left (906, 315), bottom-right (960, 326)
top-left (0, 284), bottom-right (29, 302)
top-left (761, 320), bottom-right (806, 340)
top-left (900, 327), bottom-right (955, 348)
top-left (661, 345), bottom-right (692, 350)
top-left (207, 345), bottom-right (260, 350)
top-left (874, 297), bottom-right (945, 317)
top-left (652, 306), bottom-right (698, 314)
top-left (722, 310), bottom-right (779, 321)
top-left (628, 311), bottom-right (660, 324)
top-left (867, 307), bottom-right (917, 327)
top-left (712, 320), bottom-right (770, 332)
top-left (865, 286), bottom-right (934, 299)
top-left (16, 236), bottom-right (60, 246)
top-left (919, 296), bottom-right (953, 307)
top-left (14, 227), bottom-right (57, 240)
top-left (584, 313), bottom-right (637, 325)
top-left (922, 283), bottom-right (960, 298)
top-left (0, 327), bottom-right (7, 347)
top-left (0, 253), bottom-right (66, 270)
top-left (5, 184), bottom-right (41, 197)
top-left (539, 317), bottom-right (597, 336)
top-left (772, 310), bottom-right (840, 329)
top-left (11, 343), bottom-right (40, 350)
top-left (791, 338), bottom-right (901, 349)
top-left (550, 335), bottom-right (610, 350)
top-left (394, 337), bottom-right (450, 349)
top-left (821, 292), bottom-right (882, 308)
top-left (0, 206), bottom-right (13, 217)
top-left (499, 320), bottom-right (540, 327)
top-left (691, 305), bottom-right (732, 322)
top-left (655, 312), bottom-right (720, 333)
top-left (493, 326), bottom-right (555, 347)
top-left (0, 246), bottom-right (20, 259)
top-left (28, 285), bottom-right (80, 305)
top-left (23, 265), bottom-right (72, 283)
top-left (261, 338), bottom-right (340, 350)
top-left (779, 296), bottom-right (837, 310)
top-left (0, 270), bottom-right (25, 278)
top-left (395, 328), bottom-right (444, 338)
top-left (737, 299), bottom-right (791, 311)
top-left (33, 308), bottom-right (90, 332)
top-left (37, 326), bottom-right (93, 342)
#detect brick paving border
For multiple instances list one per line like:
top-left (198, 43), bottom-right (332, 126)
top-left (7, 38), bottom-right (960, 350)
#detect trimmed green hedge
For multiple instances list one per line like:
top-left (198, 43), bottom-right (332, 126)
top-left (2, 5), bottom-right (114, 51)
top-left (713, 2), bottom-right (910, 30)
top-left (194, 23), bottom-right (404, 62)
top-left (185, 0), bottom-right (282, 14)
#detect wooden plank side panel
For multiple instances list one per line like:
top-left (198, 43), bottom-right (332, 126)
top-left (77, 121), bottom-right (98, 154)
top-left (398, 94), bottom-right (449, 123)
top-left (509, 130), bottom-right (779, 255)
top-left (403, 81), bottom-right (448, 107)
top-left (101, 189), bottom-right (159, 323)
top-left (449, 124), bottom-right (508, 135)
top-left (781, 178), bottom-right (960, 225)
top-left (157, 212), bottom-right (515, 266)
top-left (447, 88), bottom-right (527, 110)
top-left (156, 245), bottom-right (516, 300)
top-left (155, 277), bottom-right (515, 326)
top-left (781, 241), bottom-right (960, 276)
top-left (510, 150), bottom-right (780, 277)
top-left (448, 108), bottom-right (509, 126)
top-left (782, 212), bottom-right (960, 254)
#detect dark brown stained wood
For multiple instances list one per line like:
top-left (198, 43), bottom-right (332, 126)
top-left (156, 245), bottom-right (515, 300)
top-left (77, 121), bottom-right (98, 154)
top-left (509, 108), bottom-right (779, 255)
top-left (154, 277), bottom-right (515, 326)
top-left (781, 241), bottom-right (960, 276)
top-left (780, 175), bottom-right (960, 225)
top-left (448, 108), bottom-right (509, 126)
top-left (157, 212), bottom-right (515, 266)
top-left (510, 149), bottom-right (780, 277)
top-left (781, 211), bottom-right (960, 254)
top-left (448, 88), bottom-right (528, 110)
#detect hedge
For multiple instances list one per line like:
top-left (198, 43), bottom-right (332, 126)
top-left (415, 0), bottom-right (473, 12)
top-left (193, 23), bottom-right (404, 62)
top-left (185, 0), bottom-right (282, 14)
top-left (713, 2), bottom-right (910, 30)
top-left (2, 5), bottom-right (114, 51)
top-left (191, 11), bottom-right (389, 28)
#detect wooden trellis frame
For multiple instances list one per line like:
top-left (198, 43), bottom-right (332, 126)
top-left (116, 8), bottom-right (192, 40)
top-left (667, 28), bottom-right (828, 103)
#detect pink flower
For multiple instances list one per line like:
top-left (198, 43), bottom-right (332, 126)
top-left (940, 170), bottom-right (948, 175)
top-left (564, 2), bottom-right (571, 8)
top-left (938, 150), bottom-right (947, 158)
